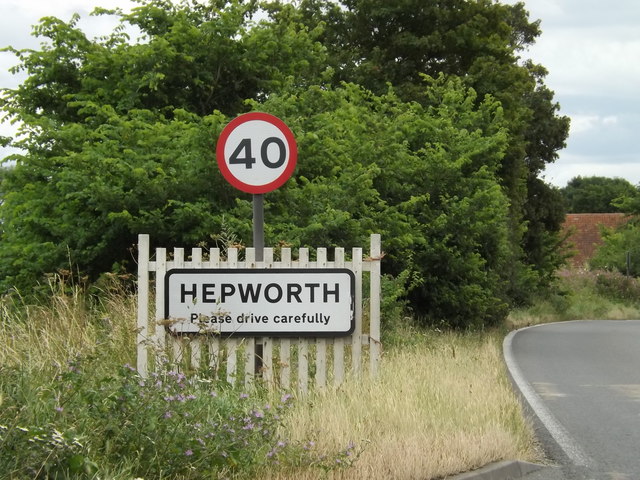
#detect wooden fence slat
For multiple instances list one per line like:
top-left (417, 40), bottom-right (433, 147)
top-left (244, 340), bottom-right (255, 388)
top-left (298, 248), bottom-right (309, 394)
top-left (333, 247), bottom-right (345, 385)
top-left (225, 340), bottom-right (238, 384)
top-left (171, 248), bottom-right (185, 366)
top-left (262, 337), bottom-right (273, 386)
top-left (226, 248), bottom-right (239, 384)
top-left (351, 247), bottom-right (363, 375)
top-left (189, 338), bottom-right (201, 372)
top-left (190, 248), bottom-right (203, 370)
top-left (315, 248), bottom-right (328, 389)
top-left (279, 338), bottom-right (291, 390)
top-left (136, 234), bottom-right (150, 375)
top-left (279, 247), bottom-right (292, 390)
top-left (260, 248), bottom-right (274, 385)
top-left (207, 248), bottom-right (221, 377)
top-left (154, 248), bottom-right (167, 352)
top-left (174, 247), bottom-right (184, 266)
top-left (369, 235), bottom-right (382, 377)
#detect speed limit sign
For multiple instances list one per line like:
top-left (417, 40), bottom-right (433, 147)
top-left (216, 112), bottom-right (297, 194)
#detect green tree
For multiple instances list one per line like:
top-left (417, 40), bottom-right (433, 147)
top-left (3, 1), bottom-right (328, 120)
top-left (590, 223), bottom-right (640, 276)
top-left (0, 107), bottom-right (238, 290)
top-left (297, 0), bottom-right (570, 300)
top-left (0, 0), bottom-right (566, 327)
top-left (561, 176), bottom-right (639, 213)
top-left (0, 0), bottom-right (327, 292)
top-left (261, 78), bottom-right (513, 327)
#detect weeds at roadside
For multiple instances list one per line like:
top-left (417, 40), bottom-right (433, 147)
top-left (0, 355), bottom-right (359, 479)
top-left (507, 269), bottom-right (640, 329)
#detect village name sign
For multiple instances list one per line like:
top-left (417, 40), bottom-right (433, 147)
top-left (165, 268), bottom-right (355, 336)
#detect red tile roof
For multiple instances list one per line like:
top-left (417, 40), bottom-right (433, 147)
top-left (561, 213), bottom-right (630, 267)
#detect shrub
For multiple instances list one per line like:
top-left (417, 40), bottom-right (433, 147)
top-left (590, 221), bottom-right (640, 276)
top-left (0, 357), bottom-right (357, 479)
top-left (594, 270), bottom-right (640, 305)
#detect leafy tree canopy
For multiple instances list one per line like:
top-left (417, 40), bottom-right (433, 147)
top-left (0, 0), bottom-right (570, 326)
top-left (561, 176), bottom-right (639, 213)
top-left (297, 0), bottom-right (570, 299)
top-left (590, 224), bottom-right (640, 276)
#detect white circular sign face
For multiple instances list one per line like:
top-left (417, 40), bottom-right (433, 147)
top-left (216, 112), bottom-right (297, 194)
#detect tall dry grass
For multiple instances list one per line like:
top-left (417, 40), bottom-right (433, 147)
top-left (262, 331), bottom-right (536, 479)
top-left (1, 280), bottom-right (535, 479)
top-left (0, 276), bottom-right (137, 372)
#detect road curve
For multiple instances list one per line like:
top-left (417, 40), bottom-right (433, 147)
top-left (504, 320), bottom-right (640, 479)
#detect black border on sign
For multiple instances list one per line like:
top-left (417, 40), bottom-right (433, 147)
top-left (164, 268), bottom-right (356, 338)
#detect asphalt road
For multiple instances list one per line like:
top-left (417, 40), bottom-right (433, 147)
top-left (504, 320), bottom-right (640, 480)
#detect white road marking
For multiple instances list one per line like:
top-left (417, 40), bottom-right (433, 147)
top-left (504, 327), bottom-right (594, 468)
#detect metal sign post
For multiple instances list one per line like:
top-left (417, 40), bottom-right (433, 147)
top-left (253, 194), bottom-right (264, 262)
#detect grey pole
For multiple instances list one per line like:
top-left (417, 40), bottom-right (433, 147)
top-left (253, 194), bottom-right (264, 262)
top-left (252, 193), bottom-right (265, 374)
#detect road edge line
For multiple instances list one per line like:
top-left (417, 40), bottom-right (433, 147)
top-left (503, 327), bottom-right (593, 468)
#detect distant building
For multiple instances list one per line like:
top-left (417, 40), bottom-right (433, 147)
top-left (561, 213), bottom-right (629, 267)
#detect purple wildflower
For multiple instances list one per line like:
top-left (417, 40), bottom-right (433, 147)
top-left (280, 393), bottom-right (292, 403)
top-left (184, 449), bottom-right (193, 456)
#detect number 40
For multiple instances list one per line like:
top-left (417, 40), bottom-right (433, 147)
top-left (229, 137), bottom-right (286, 169)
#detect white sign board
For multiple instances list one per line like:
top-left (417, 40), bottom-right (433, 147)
top-left (164, 269), bottom-right (355, 336)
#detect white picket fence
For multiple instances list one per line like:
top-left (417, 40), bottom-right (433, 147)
top-left (136, 234), bottom-right (381, 392)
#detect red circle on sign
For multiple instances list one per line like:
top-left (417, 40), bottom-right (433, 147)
top-left (216, 112), bottom-right (297, 194)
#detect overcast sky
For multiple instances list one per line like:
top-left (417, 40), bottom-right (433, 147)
top-left (1, 0), bottom-right (639, 188)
